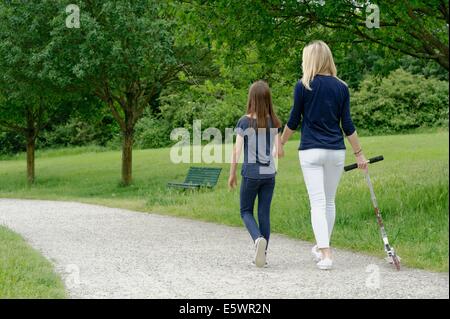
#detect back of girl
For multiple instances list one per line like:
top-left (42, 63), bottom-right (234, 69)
top-left (228, 80), bottom-right (283, 268)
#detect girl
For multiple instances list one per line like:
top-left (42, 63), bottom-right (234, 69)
top-left (280, 41), bottom-right (368, 270)
top-left (228, 80), bottom-right (283, 268)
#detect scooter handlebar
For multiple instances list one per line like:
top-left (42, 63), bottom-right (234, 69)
top-left (344, 155), bottom-right (384, 172)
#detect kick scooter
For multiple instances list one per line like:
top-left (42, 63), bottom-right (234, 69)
top-left (344, 155), bottom-right (401, 271)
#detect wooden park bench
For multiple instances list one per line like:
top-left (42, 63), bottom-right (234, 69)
top-left (167, 167), bottom-right (222, 190)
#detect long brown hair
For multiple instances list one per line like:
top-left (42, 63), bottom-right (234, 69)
top-left (246, 80), bottom-right (281, 129)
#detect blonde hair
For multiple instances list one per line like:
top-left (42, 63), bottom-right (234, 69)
top-left (301, 40), bottom-right (345, 90)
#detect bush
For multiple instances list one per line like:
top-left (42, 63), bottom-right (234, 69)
top-left (0, 131), bottom-right (24, 155)
top-left (351, 69), bottom-right (449, 134)
top-left (159, 80), bottom-right (245, 136)
top-left (40, 118), bottom-right (98, 147)
top-left (134, 114), bottom-right (172, 149)
top-left (39, 114), bottom-right (119, 149)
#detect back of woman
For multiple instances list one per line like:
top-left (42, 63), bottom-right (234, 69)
top-left (286, 41), bottom-right (355, 151)
top-left (280, 40), bottom-right (367, 270)
top-left (298, 75), bottom-right (352, 149)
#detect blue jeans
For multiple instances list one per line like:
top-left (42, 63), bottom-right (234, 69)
top-left (240, 176), bottom-right (275, 245)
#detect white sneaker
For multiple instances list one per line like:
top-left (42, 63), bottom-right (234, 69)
top-left (311, 245), bottom-right (323, 262)
top-left (254, 237), bottom-right (267, 268)
top-left (316, 258), bottom-right (333, 270)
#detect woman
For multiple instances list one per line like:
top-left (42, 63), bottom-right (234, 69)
top-left (228, 80), bottom-right (283, 268)
top-left (280, 40), bottom-right (367, 270)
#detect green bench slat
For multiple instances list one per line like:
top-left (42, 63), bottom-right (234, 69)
top-left (186, 178), bottom-right (217, 181)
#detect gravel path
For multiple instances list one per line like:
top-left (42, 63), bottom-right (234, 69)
top-left (0, 198), bottom-right (448, 299)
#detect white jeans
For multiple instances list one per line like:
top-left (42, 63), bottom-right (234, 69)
top-left (299, 149), bottom-right (345, 248)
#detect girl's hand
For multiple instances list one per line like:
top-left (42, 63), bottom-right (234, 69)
top-left (273, 145), bottom-right (285, 158)
top-left (356, 153), bottom-right (368, 171)
top-left (278, 145), bottom-right (285, 158)
top-left (228, 174), bottom-right (237, 189)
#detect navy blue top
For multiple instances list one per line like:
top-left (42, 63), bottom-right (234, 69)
top-left (235, 116), bottom-right (280, 179)
top-left (286, 75), bottom-right (356, 150)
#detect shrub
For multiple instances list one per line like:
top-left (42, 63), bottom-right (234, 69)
top-left (134, 114), bottom-right (172, 149)
top-left (351, 69), bottom-right (449, 134)
top-left (39, 114), bottom-right (120, 149)
top-left (0, 131), bottom-right (24, 155)
top-left (40, 118), bottom-right (97, 147)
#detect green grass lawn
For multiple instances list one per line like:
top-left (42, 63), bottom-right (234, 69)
top-left (0, 226), bottom-right (66, 298)
top-left (0, 132), bottom-right (448, 272)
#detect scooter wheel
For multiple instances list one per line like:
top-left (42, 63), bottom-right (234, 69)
top-left (392, 255), bottom-right (401, 271)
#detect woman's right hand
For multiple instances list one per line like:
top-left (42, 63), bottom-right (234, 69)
top-left (356, 153), bottom-right (368, 171)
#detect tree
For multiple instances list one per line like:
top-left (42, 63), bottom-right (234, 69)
top-left (0, 1), bottom-right (63, 184)
top-left (193, 0), bottom-right (449, 71)
top-left (42, 0), bottom-right (208, 185)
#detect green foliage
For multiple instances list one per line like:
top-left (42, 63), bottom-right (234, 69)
top-left (44, 120), bottom-right (95, 147)
top-left (0, 0), bottom-right (74, 183)
top-left (334, 44), bottom-right (449, 90)
top-left (36, 0), bottom-right (218, 184)
top-left (157, 47), bottom-right (294, 138)
top-left (38, 98), bottom-right (119, 149)
top-left (193, 1), bottom-right (449, 72)
top-left (39, 116), bottom-right (118, 149)
top-left (43, 1), bottom-right (176, 89)
top-left (41, 0), bottom-right (213, 123)
top-left (134, 113), bottom-right (172, 149)
top-left (0, 1), bottom-right (64, 135)
top-left (0, 131), bottom-right (24, 155)
top-left (351, 69), bottom-right (449, 134)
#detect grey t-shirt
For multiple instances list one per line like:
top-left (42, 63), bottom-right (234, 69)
top-left (235, 116), bottom-right (280, 179)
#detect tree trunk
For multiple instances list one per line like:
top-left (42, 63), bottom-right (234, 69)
top-left (26, 137), bottom-right (35, 185)
top-left (121, 129), bottom-right (134, 186)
